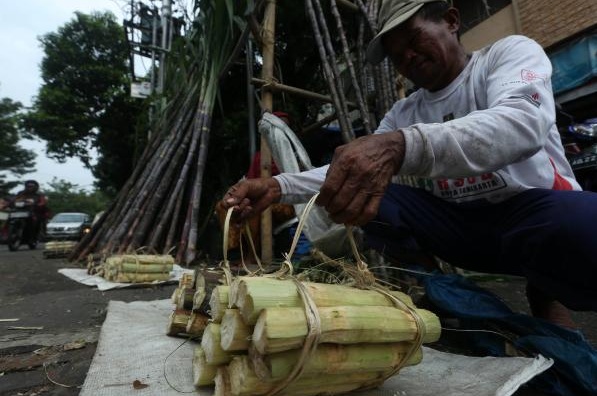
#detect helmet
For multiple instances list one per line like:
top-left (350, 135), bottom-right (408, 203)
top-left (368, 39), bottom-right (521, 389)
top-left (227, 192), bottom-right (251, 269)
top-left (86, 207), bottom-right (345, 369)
top-left (24, 180), bottom-right (39, 192)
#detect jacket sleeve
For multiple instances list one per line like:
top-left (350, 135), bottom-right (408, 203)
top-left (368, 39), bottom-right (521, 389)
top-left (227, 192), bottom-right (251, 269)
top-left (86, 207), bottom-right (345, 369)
top-left (273, 165), bottom-right (329, 204)
top-left (398, 36), bottom-right (556, 178)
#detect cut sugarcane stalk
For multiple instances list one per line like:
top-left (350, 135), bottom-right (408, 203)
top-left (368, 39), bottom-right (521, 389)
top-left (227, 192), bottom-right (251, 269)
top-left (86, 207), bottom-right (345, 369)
top-left (252, 306), bottom-right (440, 354)
top-left (227, 355), bottom-right (390, 396)
top-left (201, 323), bottom-right (237, 365)
top-left (171, 287), bottom-right (182, 304)
top-left (233, 276), bottom-right (415, 324)
top-left (251, 342), bottom-right (422, 380)
top-left (220, 309), bottom-right (252, 351)
top-left (166, 309), bottom-right (190, 336)
top-left (177, 288), bottom-right (195, 310)
top-left (192, 347), bottom-right (218, 386)
top-left (214, 367), bottom-right (232, 396)
top-left (105, 254), bottom-right (174, 265)
top-left (115, 262), bottom-right (173, 273)
top-left (179, 272), bottom-right (194, 289)
top-left (209, 285), bottom-right (230, 322)
top-left (110, 272), bottom-right (170, 283)
top-left (192, 288), bottom-right (206, 312)
top-left (186, 312), bottom-right (209, 335)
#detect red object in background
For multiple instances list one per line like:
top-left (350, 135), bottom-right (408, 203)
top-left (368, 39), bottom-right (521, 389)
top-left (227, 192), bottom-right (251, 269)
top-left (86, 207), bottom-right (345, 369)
top-left (246, 151), bottom-right (280, 179)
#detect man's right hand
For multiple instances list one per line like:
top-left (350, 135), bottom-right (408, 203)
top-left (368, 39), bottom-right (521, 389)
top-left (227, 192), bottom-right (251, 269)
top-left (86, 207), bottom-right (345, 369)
top-left (221, 177), bottom-right (282, 221)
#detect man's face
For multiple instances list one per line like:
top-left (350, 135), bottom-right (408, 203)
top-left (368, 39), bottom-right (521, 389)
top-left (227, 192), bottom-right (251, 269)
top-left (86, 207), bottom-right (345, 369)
top-left (382, 9), bottom-right (461, 91)
top-left (25, 183), bottom-right (37, 193)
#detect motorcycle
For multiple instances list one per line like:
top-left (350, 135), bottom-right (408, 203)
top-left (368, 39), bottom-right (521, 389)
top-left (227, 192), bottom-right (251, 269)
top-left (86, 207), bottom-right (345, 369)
top-left (3, 199), bottom-right (39, 251)
top-left (556, 107), bottom-right (597, 192)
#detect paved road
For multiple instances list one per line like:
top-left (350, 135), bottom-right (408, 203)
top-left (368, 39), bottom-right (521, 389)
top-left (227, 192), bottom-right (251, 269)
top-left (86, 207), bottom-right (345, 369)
top-left (0, 244), bottom-right (177, 395)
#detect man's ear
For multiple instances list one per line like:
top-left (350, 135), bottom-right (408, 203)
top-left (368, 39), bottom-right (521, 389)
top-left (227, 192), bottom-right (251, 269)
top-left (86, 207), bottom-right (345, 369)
top-left (444, 7), bottom-right (461, 34)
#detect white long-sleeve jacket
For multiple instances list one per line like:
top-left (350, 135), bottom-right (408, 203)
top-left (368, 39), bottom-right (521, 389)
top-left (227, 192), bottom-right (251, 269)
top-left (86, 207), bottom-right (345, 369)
top-left (275, 35), bottom-right (580, 205)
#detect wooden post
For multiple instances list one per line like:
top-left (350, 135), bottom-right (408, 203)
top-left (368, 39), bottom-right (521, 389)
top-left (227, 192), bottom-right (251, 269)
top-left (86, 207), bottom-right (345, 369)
top-left (259, 0), bottom-right (277, 265)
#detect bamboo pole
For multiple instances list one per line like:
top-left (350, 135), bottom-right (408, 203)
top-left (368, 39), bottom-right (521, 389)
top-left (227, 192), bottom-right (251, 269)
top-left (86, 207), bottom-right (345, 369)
top-left (252, 305), bottom-right (441, 354)
top-left (251, 78), bottom-right (357, 108)
top-left (258, 0), bottom-right (277, 265)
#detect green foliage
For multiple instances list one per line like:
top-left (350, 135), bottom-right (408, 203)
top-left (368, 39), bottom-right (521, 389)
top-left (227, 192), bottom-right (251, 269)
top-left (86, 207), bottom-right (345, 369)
top-left (0, 98), bottom-right (36, 196)
top-left (44, 178), bottom-right (109, 218)
top-left (22, 11), bottom-right (146, 195)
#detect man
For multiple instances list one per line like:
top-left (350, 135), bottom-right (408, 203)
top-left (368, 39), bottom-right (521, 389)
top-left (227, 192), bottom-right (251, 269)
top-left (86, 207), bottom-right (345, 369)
top-left (220, 0), bottom-right (597, 327)
top-left (12, 180), bottom-right (50, 239)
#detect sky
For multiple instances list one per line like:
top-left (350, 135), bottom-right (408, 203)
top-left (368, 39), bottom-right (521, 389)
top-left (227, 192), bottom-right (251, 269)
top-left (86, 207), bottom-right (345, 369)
top-left (0, 0), bottom-right (130, 191)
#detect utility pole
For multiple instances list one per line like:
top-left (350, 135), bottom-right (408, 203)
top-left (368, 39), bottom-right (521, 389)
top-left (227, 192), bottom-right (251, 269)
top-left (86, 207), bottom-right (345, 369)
top-left (157, 0), bottom-right (172, 95)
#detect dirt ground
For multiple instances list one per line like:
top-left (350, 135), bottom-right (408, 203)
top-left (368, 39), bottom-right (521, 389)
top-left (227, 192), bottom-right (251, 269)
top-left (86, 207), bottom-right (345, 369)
top-left (1, 244), bottom-right (595, 395)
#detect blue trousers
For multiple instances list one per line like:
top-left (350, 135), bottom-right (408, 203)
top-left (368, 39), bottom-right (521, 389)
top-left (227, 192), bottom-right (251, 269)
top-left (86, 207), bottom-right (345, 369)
top-left (362, 185), bottom-right (597, 311)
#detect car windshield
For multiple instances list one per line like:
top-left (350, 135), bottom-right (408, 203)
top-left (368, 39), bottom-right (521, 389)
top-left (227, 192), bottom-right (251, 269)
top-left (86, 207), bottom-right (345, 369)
top-left (51, 213), bottom-right (87, 223)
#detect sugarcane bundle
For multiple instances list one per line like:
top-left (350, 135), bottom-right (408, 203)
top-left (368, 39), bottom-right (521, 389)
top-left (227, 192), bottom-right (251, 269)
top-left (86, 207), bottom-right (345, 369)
top-left (194, 275), bottom-right (440, 395)
top-left (43, 240), bottom-right (78, 259)
top-left (167, 268), bottom-right (215, 338)
top-left (87, 253), bottom-right (106, 275)
top-left (194, 196), bottom-right (441, 395)
top-left (102, 254), bottom-right (174, 283)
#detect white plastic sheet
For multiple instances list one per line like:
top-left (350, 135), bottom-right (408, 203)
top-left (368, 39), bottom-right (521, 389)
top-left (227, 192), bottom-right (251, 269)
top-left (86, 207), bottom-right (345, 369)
top-left (81, 299), bottom-right (553, 396)
top-left (58, 265), bottom-right (188, 291)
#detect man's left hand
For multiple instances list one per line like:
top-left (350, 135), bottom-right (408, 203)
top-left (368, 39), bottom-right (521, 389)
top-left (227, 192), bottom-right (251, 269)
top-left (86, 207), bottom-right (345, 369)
top-left (316, 131), bottom-right (406, 225)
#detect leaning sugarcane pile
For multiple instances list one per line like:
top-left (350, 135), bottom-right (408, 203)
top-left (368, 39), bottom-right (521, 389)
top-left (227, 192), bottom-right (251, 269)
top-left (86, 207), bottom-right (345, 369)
top-left (167, 268), bottom-right (225, 337)
top-left (43, 240), bottom-right (78, 258)
top-left (69, 0), bottom-right (402, 267)
top-left (69, 0), bottom-right (254, 265)
top-left (192, 274), bottom-right (440, 395)
top-left (102, 254), bottom-right (175, 283)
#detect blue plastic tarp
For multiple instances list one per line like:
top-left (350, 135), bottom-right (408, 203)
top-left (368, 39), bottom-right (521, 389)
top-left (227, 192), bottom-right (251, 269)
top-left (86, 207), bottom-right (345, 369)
top-left (423, 274), bottom-right (597, 395)
top-left (549, 34), bottom-right (597, 94)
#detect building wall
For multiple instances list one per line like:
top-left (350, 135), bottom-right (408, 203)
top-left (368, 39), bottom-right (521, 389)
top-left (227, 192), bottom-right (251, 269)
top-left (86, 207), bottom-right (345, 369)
top-left (461, 5), bottom-right (518, 52)
top-left (517, 0), bottom-right (597, 48)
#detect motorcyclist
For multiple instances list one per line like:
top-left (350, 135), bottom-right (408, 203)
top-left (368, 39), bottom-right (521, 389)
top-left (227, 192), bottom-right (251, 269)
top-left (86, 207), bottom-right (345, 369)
top-left (11, 180), bottom-right (50, 239)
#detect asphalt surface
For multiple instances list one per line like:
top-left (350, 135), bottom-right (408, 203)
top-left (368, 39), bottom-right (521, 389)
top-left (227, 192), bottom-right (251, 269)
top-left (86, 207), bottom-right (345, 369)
top-left (0, 244), bottom-right (177, 395)
top-left (0, 244), bottom-right (595, 395)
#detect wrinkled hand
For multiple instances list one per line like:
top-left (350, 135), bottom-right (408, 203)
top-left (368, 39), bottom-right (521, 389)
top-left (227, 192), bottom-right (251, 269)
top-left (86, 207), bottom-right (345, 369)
top-left (221, 177), bottom-right (282, 221)
top-left (317, 131), bottom-right (406, 225)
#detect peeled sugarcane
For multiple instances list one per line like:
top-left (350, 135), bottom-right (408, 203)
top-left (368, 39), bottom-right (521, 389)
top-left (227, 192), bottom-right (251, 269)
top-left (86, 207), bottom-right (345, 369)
top-left (166, 309), bottom-right (191, 336)
top-left (209, 285), bottom-right (230, 322)
top-left (186, 312), bottom-right (210, 335)
top-left (232, 276), bottom-right (415, 325)
top-left (108, 272), bottom-right (171, 283)
top-left (252, 305), bottom-right (440, 354)
top-left (220, 309), bottom-right (252, 351)
top-left (179, 272), bottom-right (194, 289)
top-left (201, 323), bottom-right (239, 365)
top-left (225, 355), bottom-right (390, 396)
top-left (192, 347), bottom-right (218, 386)
top-left (214, 367), bottom-right (232, 396)
top-left (192, 288), bottom-right (206, 311)
top-left (251, 342), bottom-right (422, 380)
top-left (177, 288), bottom-right (196, 310)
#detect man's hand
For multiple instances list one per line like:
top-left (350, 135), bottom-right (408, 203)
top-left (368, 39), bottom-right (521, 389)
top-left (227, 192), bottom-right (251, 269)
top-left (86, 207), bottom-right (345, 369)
top-left (221, 177), bottom-right (282, 221)
top-left (317, 131), bottom-right (406, 225)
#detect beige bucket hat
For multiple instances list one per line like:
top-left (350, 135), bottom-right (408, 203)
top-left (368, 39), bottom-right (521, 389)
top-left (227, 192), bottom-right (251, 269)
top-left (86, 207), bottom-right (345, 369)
top-left (366, 0), bottom-right (448, 64)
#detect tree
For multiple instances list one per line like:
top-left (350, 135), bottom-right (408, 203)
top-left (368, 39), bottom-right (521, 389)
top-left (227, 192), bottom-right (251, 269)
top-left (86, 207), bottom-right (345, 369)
top-left (44, 178), bottom-right (109, 218)
top-left (0, 98), bottom-right (35, 196)
top-left (23, 11), bottom-right (145, 196)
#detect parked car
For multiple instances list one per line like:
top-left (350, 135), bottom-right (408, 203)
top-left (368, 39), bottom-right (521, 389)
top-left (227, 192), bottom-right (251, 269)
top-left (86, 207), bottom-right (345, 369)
top-left (46, 212), bottom-right (92, 241)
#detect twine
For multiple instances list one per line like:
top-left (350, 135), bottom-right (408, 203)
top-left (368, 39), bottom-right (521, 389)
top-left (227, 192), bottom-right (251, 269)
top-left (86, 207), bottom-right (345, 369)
top-left (221, 192), bottom-right (428, 393)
